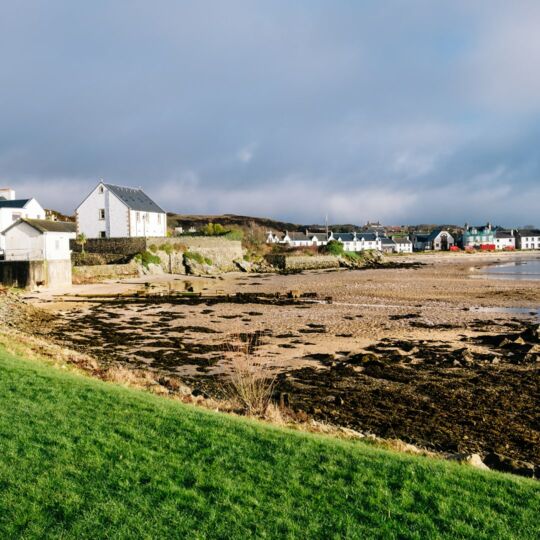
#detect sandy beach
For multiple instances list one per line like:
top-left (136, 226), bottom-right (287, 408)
top-left (25, 251), bottom-right (540, 470)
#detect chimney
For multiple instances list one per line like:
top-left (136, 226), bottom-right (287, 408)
top-left (0, 187), bottom-right (15, 200)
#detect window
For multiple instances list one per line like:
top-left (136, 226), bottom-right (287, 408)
top-left (98, 208), bottom-right (105, 220)
top-left (99, 185), bottom-right (104, 194)
top-left (157, 214), bottom-right (161, 224)
top-left (99, 231), bottom-right (106, 239)
top-left (55, 239), bottom-right (60, 250)
top-left (136, 212), bottom-right (140, 222)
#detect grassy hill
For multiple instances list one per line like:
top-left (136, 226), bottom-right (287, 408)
top-left (0, 348), bottom-right (538, 539)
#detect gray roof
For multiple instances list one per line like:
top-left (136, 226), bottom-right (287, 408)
top-left (393, 237), bottom-right (412, 244)
top-left (333, 232), bottom-right (355, 242)
top-left (3, 218), bottom-right (76, 235)
top-left (427, 229), bottom-right (453, 242)
top-left (495, 230), bottom-right (515, 239)
top-left (357, 233), bottom-right (378, 242)
top-left (310, 233), bottom-right (328, 241)
top-left (105, 183), bottom-right (165, 213)
top-left (517, 229), bottom-right (540, 237)
top-left (380, 236), bottom-right (395, 245)
top-left (287, 232), bottom-right (308, 241)
top-left (0, 198), bottom-right (31, 209)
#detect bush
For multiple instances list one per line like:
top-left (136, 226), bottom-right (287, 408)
top-left (320, 240), bottom-right (344, 256)
top-left (184, 251), bottom-right (212, 265)
top-left (224, 229), bottom-right (244, 241)
top-left (134, 251), bottom-right (161, 268)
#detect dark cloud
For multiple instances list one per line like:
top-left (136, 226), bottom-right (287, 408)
top-left (0, 1), bottom-right (538, 226)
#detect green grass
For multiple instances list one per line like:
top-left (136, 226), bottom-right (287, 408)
top-left (0, 348), bottom-right (538, 539)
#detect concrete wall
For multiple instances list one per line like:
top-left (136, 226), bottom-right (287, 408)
top-left (0, 259), bottom-right (71, 288)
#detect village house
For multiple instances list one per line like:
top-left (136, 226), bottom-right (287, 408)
top-left (461, 223), bottom-right (495, 249)
top-left (392, 236), bottom-right (413, 253)
top-left (494, 230), bottom-right (516, 250)
top-left (1, 218), bottom-right (76, 288)
top-left (269, 230), bottom-right (330, 247)
top-left (76, 181), bottom-right (167, 239)
top-left (413, 229), bottom-right (455, 251)
top-left (516, 229), bottom-right (540, 250)
top-left (355, 232), bottom-right (382, 251)
top-left (0, 188), bottom-right (46, 256)
top-left (332, 232), bottom-right (357, 251)
top-left (380, 236), bottom-right (397, 253)
top-left (3, 218), bottom-right (76, 261)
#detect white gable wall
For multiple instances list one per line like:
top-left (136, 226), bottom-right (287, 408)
top-left (0, 199), bottom-right (46, 252)
top-left (4, 222), bottom-right (44, 260)
top-left (108, 191), bottom-right (130, 237)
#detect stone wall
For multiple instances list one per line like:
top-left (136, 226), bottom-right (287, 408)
top-left (145, 237), bottom-right (243, 272)
top-left (72, 261), bottom-right (139, 283)
top-left (70, 237), bottom-right (146, 256)
top-left (265, 254), bottom-right (339, 271)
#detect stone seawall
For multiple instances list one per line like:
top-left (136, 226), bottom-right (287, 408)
top-left (147, 237), bottom-right (243, 272)
top-left (266, 255), bottom-right (339, 271)
top-left (72, 262), bottom-right (139, 283)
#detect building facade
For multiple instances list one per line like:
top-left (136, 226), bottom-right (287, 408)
top-left (494, 230), bottom-right (516, 250)
top-left (516, 230), bottom-right (540, 250)
top-left (76, 182), bottom-right (167, 239)
top-left (461, 223), bottom-right (495, 249)
top-left (0, 188), bottom-right (46, 255)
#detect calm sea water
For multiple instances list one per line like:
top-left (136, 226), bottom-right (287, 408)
top-left (483, 257), bottom-right (540, 280)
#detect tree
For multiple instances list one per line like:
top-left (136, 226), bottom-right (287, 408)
top-left (76, 233), bottom-right (87, 254)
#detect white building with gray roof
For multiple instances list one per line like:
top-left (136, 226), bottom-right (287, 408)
top-left (76, 181), bottom-right (167, 239)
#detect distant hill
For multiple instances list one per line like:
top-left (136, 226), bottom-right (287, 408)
top-left (167, 213), bottom-right (364, 233)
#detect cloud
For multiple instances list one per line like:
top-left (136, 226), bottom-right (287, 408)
top-left (0, 1), bottom-right (539, 226)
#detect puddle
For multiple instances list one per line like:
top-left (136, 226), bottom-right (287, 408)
top-left (477, 258), bottom-right (540, 280)
top-left (471, 306), bottom-right (540, 319)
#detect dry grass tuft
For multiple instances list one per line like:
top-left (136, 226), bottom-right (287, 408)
top-left (222, 333), bottom-right (279, 417)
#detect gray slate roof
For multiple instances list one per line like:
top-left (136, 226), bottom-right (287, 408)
top-left (333, 233), bottom-right (355, 242)
top-left (380, 236), bottom-right (396, 245)
top-left (105, 184), bottom-right (165, 213)
top-left (0, 198), bottom-right (31, 209)
top-left (3, 218), bottom-right (76, 235)
top-left (356, 233), bottom-right (378, 241)
top-left (517, 229), bottom-right (540, 237)
top-left (393, 237), bottom-right (412, 244)
top-left (495, 230), bottom-right (515, 239)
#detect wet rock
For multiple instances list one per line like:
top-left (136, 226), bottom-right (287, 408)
top-left (483, 453), bottom-right (536, 478)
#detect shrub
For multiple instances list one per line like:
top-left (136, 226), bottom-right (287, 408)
top-left (224, 229), bottom-right (244, 241)
top-left (320, 240), bottom-right (345, 256)
top-left (148, 244), bottom-right (159, 253)
top-left (184, 251), bottom-right (212, 265)
top-left (134, 251), bottom-right (161, 268)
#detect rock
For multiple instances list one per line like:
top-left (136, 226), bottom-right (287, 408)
top-left (447, 453), bottom-right (490, 471)
top-left (234, 259), bottom-right (252, 272)
top-left (288, 290), bottom-right (302, 299)
top-left (483, 452), bottom-right (536, 478)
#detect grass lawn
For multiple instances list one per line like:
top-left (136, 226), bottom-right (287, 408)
top-left (0, 347), bottom-right (538, 539)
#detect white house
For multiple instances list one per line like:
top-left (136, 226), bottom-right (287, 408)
top-left (516, 229), bottom-right (540, 250)
top-left (494, 230), bottom-right (516, 250)
top-left (0, 188), bottom-right (46, 254)
top-left (3, 218), bottom-right (76, 261)
top-left (277, 230), bottom-right (329, 247)
top-left (392, 236), bottom-right (413, 253)
top-left (76, 181), bottom-right (167, 239)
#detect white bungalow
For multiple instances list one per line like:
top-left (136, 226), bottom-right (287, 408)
top-left (494, 230), bottom-right (516, 250)
top-left (76, 181), bottom-right (167, 239)
top-left (279, 230), bottom-right (329, 247)
top-left (516, 229), bottom-right (540, 250)
top-left (2, 218), bottom-right (76, 261)
top-left (392, 236), bottom-right (413, 253)
top-left (0, 188), bottom-right (46, 255)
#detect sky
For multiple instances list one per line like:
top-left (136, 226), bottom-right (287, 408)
top-left (1, 1), bottom-right (539, 226)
